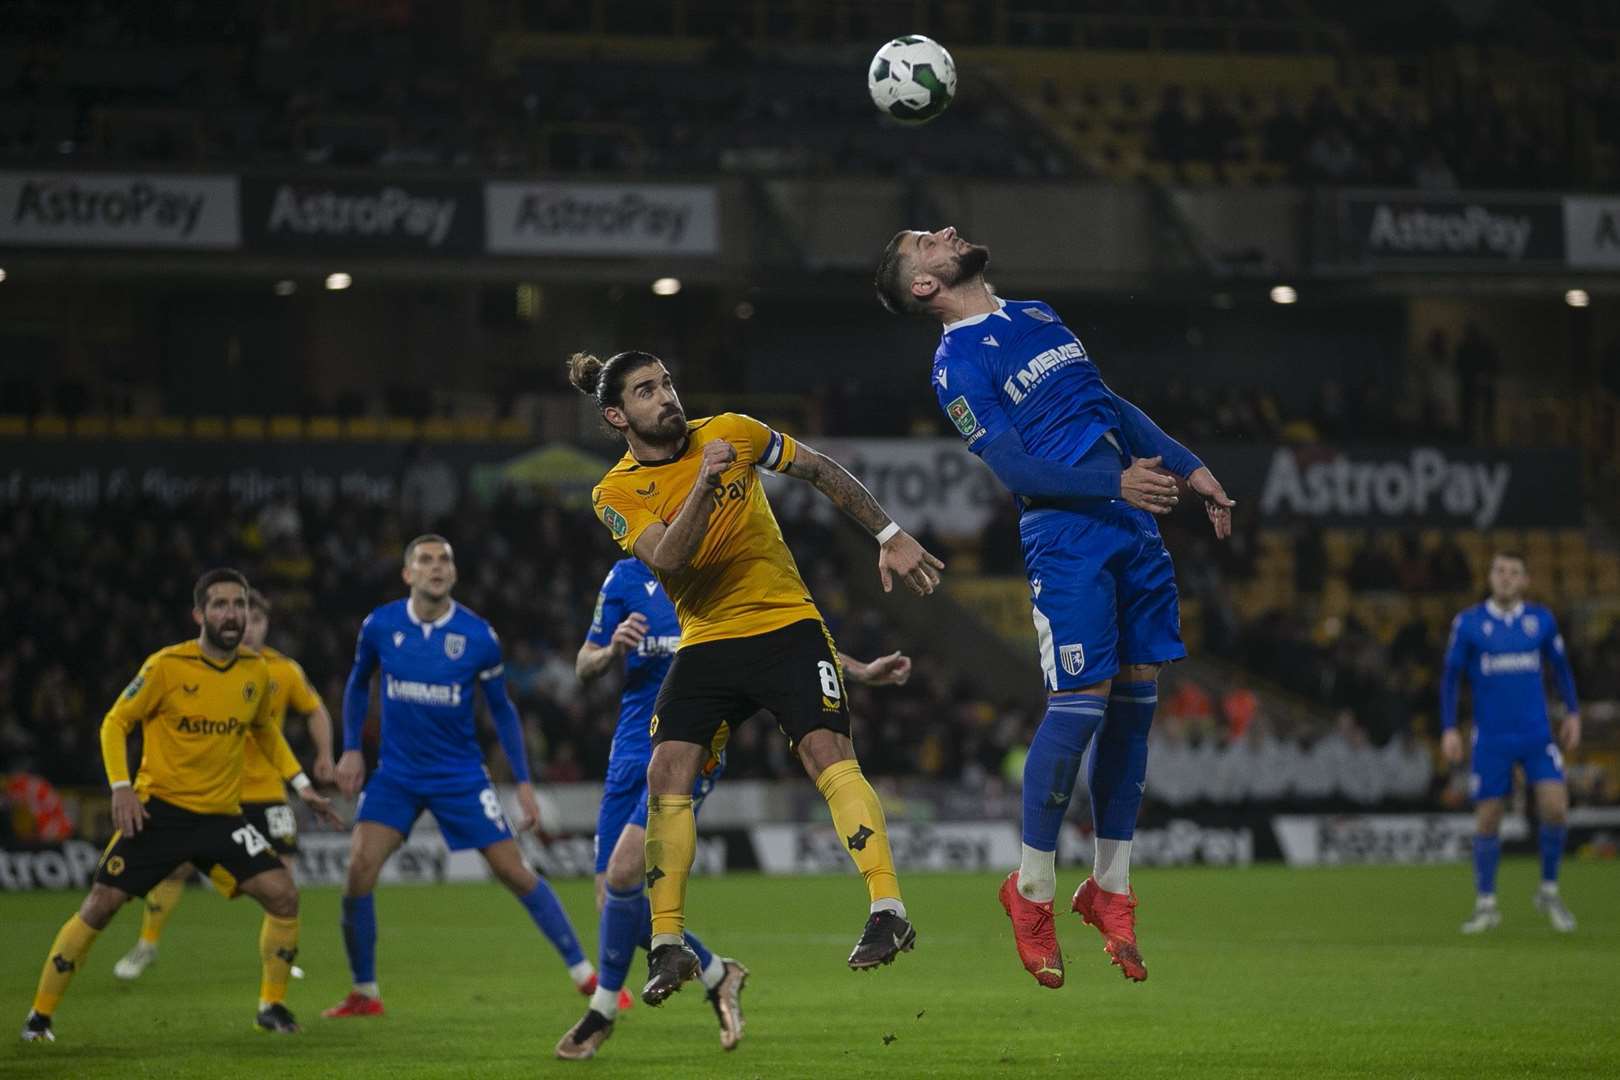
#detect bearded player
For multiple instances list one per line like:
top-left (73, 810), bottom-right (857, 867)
top-left (20, 570), bottom-right (341, 1042)
top-left (875, 226), bottom-right (1235, 987)
top-left (570, 349), bottom-right (942, 1008)
top-left (556, 557), bottom-right (913, 1058)
top-left (111, 588), bottom-right (335, 982)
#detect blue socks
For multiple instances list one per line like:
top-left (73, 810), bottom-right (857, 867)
top-left (1021, 695), bottom-right (1108, 850)
top-left (601, 883), bottom-right (717, 994)
top-left (684, 929), bottom-right (715, 970)
top-left (1473, 834), bottom-right (1501, 897)
top-left (1538, 824), bottom-right (1566, 885)
top-left (1089, 681), bottom-right (1157, 840)
top-left (518, 879), bottom-right (585, 968)
top-left (341, 894), bottom-right (378, 985)
top-left (599, 884), bottom-right (645, 993)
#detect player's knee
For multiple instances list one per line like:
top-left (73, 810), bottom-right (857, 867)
top-left (1121, 663), bottom-right (1162, 683)
top-left (797, 728), bottom-right (855, 780)
top-left (605, 847), bottom-right (644, 891)
top-left (79, 884), bottom-right (127, 929)
top-left (256, 873), bottom-right (299, 917)
top-left (646, 743), bottom-right (703, 793)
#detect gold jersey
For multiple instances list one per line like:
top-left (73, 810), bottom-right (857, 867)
top-left (100, 641), bottom-right (301, 816)
top-left (591, 412), bottom-right (822, 648)
top-left (239, 646), bottom-right (323, 804)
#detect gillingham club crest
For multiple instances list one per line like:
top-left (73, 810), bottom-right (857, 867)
top-left (1060, 643), bottom-right (1085, 677)
top-left (444, 633), bottom-right (467, 660)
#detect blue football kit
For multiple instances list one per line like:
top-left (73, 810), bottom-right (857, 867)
top-left (343, 598), bottom-right (527, 850)
top-left (584, 559), bottom-right (725, 1002)
top-left (1441, 600), bottom-right (1578, 801)
top-left (586, 558), bottom-right (722, 875)
top-left (931, 296), bottom-right (1202, 872)
top-left (1441, 598), bottom-right (1579, 902)
top-left (338, 597), bottom-right (586, 992)
top-left (932, 297), bottom-right (1194, 690)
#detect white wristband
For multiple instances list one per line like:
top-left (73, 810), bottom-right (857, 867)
top-left (110, 780), bottom-right (132, 791)
top-left (874, 521), bottom-right (901, 545)
top-left (290, 773), bottom-right (312, 794)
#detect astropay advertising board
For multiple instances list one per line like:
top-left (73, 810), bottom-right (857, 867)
top-left (0, 171), bottom-right (240, 248)
top-left (485, 181), bottom-right (719, 255)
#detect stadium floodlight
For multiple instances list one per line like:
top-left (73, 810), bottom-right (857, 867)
top-left (651, 277), bottom-right (682, 296)
top-left (0, 267), bottom-right (7, 283)
top-left (1270, 285), bottom-right (1298, 305)
top-left (325, 272), bottom-right (353, 291)
top-left (1565, 288), bottom-right (1590, 308)
top-left (273, 280), bottom-right (297, 296)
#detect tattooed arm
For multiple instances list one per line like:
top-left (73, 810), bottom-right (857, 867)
top-left (783, 443), bottom-right (945, 596)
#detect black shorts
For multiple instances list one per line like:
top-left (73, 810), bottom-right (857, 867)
top-left (651, 618), bottom-right (851, 754)
top-left (95, 797), bottom-right (283, 899)
top-left (242, 800), bottom-right (299, 856)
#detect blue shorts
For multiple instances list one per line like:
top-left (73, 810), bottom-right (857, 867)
top-left (593, 752), bottom-right (724, 874)
top-left (356, 768), bottom-right (512, 852)
top-left (1470, 730), bottom-right (1566, 801)
top-left (1020, 505), bottom-right (1186, 692)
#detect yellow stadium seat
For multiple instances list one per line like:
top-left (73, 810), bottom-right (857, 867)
top-left (306, 417), bottom-right (342, 440)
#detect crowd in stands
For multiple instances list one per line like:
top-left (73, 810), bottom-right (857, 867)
top-left (8, 462), bottom-right (1614, 829)
top-left (7, 0), bottom-right (1620, 190)
top-left (1136, 78), bottom-right (1569, 190)
top-left (0, 485), bottom-right (959, 794)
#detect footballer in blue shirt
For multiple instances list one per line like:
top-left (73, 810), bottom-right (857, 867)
top-left (324, 534), bottom-right (597, 1017)
top-left (876, 226), bottom-right (1234, 989)
top-left (557, 557), bottom-right (912, 1059)
top-left (1440, 552), bottom-right (1581, 934)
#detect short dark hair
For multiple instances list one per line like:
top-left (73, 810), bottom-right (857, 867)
top-left (874, 230), bottom-right (923, 315)
top-left (247, 588), bottom-right (271, 614)
top-left (193, 568), bottom-right (250, 610)
top-left (1492, 550), bottom-right (1527, 569)
top-left (404, 533), bottom-right (453, 565)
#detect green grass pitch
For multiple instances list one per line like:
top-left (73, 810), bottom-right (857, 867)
top-left (4, 859), bottom-right (1615, 1078)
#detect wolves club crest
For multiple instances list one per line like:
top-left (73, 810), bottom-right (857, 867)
top-left (444, 633), bottom-right (467, 660)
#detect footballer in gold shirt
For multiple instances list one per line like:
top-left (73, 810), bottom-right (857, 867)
top-left (570, 350), bottom-right (942, 1006)
top-left (109, 588), bottom-right (337, 984)
top-left (21, 570), bottom-right (342, 1043)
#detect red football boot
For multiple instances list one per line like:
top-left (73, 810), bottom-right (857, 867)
top-left (577, 971), bottom-right (635, 1012)
top-left (321, 991), bottom-right (385, 1018)
top-left (1071, 877), bottom-right (1147, 982)
top-left (998, 871), bottom-right (1065, 988)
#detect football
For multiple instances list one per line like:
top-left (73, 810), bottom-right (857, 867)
top-left (867, 35), bottom-right (956, 124)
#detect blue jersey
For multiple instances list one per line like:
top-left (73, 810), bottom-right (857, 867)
top-left (587, 559), bottom-right (680, 765)
top-left (1440, 601), bottom-right (1579, 739)
top-left (931, 297), bottom-right (1202, 521)
top-left (342, 598), bottom-right (529, 792)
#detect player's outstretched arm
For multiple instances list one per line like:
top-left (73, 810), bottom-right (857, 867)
top-left (576, 613), bottom-right (647, 682)
top-left (840, 650), bottom-right (912, 686)
top-left (1108, 388), bottom-right (1235, 538)
top-left (634, 440), bottom-right (733, 572)
top-left (784, 444), bottom-right (944, 596)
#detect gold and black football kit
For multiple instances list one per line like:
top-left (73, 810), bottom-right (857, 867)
top-left (96, 641), bottom-right (302, 897)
